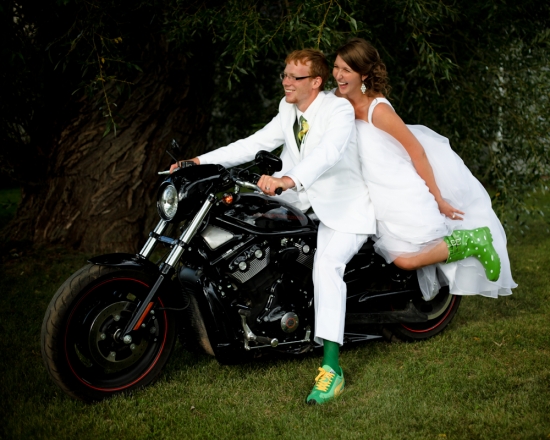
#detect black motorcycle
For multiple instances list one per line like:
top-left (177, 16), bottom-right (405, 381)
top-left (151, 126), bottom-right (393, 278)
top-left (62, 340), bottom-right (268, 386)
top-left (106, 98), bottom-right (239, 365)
top-left (41, 147), bottom-right (461, 402)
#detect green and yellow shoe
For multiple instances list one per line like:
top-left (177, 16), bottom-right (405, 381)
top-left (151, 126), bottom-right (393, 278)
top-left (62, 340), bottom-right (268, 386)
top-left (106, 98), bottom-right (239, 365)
top-left (443, 226), bottom-right (501, 281)
top-left (306, 365), bottom-right (345, 405)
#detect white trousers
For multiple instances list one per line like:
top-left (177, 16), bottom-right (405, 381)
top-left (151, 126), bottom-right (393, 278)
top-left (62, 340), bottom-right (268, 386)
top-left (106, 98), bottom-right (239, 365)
top-left (313, 222), bottom-right (370, 345)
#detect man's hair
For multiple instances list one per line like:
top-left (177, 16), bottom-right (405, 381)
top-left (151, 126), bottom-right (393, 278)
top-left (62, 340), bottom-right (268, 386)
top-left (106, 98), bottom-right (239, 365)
top-left (285, 49), bottom-right (329, 89)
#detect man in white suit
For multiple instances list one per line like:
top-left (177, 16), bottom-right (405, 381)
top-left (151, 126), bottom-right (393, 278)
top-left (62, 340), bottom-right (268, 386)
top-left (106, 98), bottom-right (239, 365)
top-left (171, 49), bottom-right (376, 404)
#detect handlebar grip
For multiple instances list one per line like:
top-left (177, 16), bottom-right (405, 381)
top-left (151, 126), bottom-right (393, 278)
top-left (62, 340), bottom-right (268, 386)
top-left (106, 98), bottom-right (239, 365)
top-left (275, 187), bottom-right (283, 195)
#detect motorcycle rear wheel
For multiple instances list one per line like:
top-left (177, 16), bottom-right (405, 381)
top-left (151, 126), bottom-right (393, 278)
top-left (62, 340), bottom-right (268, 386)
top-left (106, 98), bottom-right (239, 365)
top-left (383, 287), bottom-right (461, 342)
top-left (41, 264), bottom-right (176, 402)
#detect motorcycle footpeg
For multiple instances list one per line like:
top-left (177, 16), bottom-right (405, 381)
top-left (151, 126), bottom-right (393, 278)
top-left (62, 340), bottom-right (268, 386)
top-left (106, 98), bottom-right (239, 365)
top-left (254, 336), bottom-right (279, 347)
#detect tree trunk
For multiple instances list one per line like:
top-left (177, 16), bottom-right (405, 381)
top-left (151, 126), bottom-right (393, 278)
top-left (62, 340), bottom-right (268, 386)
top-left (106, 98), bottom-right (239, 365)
top-left (6, 40), bottom-right (212, 252)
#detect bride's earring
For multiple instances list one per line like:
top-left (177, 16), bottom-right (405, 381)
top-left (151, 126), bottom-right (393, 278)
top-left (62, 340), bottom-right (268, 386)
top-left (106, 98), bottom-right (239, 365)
top-left (360, 82), bottom-right (367, 94)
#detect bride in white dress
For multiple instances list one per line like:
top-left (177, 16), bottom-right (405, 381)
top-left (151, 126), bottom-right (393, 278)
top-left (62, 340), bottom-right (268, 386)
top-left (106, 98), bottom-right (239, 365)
top-left (333, 38), bottom-right (516, 300)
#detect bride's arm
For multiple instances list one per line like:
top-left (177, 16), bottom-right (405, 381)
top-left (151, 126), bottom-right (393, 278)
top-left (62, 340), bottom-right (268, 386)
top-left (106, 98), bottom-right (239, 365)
top-left (371, 103), bottom-right (464, 220)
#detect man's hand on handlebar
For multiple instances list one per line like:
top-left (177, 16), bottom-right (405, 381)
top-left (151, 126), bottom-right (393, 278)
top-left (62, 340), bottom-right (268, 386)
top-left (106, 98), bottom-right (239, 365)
top-left (169, 157), bottom-right (200, 174)
top-left (257, 175), bottom-right (295, 196)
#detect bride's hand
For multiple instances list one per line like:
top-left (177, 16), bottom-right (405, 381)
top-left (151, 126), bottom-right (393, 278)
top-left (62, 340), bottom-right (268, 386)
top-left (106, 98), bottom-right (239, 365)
top-left (438, 199), bottom-right (464, 220)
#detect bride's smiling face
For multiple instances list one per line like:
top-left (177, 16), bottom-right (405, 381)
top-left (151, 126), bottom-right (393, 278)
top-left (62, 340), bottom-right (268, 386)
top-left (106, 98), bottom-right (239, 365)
top-left (333, 55), bottom-right (366, 96)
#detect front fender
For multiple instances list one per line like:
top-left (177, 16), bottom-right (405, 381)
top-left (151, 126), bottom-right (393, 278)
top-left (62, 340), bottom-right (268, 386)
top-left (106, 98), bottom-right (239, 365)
top-left (88, 253), bottom-right (187, 312)
top-left (88, 253), bottom-right (159, 276)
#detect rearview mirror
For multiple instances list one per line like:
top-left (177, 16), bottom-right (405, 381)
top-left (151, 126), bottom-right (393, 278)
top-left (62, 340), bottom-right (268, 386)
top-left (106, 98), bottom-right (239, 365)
top-left (255, 150), bottom-right (282, 174)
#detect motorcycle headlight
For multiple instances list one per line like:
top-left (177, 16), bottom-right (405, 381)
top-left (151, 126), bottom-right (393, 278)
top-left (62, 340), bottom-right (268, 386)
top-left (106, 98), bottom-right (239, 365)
top-left (158, 184), bottom-right (178, 220)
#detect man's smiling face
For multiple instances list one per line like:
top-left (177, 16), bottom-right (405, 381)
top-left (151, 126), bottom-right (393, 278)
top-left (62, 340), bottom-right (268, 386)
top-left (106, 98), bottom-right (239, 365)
top-left (282, 60), bottom-right (320, 112)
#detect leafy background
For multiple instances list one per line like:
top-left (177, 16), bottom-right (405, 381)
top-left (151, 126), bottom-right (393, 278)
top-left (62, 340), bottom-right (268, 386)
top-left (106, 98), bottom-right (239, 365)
top-left (1, 0), bottom-right (549, 245)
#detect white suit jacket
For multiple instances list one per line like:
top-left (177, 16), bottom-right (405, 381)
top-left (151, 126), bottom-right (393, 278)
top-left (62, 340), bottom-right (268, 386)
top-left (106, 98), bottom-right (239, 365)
top-left (198, 91), bottom-right (376, 235)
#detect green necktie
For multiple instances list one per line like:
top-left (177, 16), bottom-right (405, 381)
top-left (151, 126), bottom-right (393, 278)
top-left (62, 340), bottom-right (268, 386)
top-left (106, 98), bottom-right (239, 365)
top-left (293, 115), bottom-right (308, 150)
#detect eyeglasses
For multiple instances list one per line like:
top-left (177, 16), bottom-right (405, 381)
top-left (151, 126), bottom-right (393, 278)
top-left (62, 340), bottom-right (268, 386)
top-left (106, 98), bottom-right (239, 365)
top-left (279, 73), bottom-right (312, 82)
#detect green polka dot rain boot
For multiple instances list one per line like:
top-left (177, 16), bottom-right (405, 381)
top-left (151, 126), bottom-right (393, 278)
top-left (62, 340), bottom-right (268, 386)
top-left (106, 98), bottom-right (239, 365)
top-left (443, 226), bottom-right (501, 281)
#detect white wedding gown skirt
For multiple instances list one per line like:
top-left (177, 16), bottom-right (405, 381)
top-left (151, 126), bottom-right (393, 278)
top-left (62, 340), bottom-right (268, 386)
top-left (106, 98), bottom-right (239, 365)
top-left (356, 120), bottom-right (517, 300)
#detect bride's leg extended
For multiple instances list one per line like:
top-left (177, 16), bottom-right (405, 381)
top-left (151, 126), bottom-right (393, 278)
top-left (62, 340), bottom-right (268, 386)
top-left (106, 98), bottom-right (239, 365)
top-left (393, 241), bottom-right (448, 270)
top-left (393, 227), bottom-right (501, 281)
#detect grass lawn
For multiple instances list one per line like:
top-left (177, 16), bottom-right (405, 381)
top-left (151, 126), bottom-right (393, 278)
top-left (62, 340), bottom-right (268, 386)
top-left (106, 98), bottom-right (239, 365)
top-left (0, 190), bottom-right (549, 440)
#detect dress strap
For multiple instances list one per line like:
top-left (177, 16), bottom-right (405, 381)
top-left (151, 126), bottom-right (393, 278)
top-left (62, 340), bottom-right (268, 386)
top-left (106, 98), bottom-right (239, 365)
top-left (367, 97), bottom-right (393, 124)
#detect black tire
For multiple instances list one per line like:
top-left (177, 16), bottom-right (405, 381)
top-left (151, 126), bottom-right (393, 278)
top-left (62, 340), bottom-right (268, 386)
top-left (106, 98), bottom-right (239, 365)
top-left (41, 264), bottom-right (177, 402)
top-left (382, 287), bottom-right (461, 342)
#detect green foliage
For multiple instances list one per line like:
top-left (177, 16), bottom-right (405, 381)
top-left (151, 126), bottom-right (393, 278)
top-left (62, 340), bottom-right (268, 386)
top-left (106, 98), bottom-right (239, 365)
top-left (1, 0), bottom-right (549, 223)
top-left (0, 0), bottom-right (164, 180)
top-left (167, 0), bottom-right (362, 87)
top-left (160, 0), bottom-right (369, 153)
top-left (351, 0), bottom-right (550, 221)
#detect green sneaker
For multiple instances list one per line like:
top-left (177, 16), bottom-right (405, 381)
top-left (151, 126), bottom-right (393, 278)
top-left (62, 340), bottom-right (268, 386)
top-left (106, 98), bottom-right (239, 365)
top-left (306, 365), bottom-right (345, 405)
top-left (443, 226), bottom-right (501, 281)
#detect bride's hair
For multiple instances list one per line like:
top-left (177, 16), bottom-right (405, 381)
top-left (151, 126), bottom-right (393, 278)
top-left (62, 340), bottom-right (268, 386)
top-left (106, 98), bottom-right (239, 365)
top-left (336, 38), bottom-right (390, 96)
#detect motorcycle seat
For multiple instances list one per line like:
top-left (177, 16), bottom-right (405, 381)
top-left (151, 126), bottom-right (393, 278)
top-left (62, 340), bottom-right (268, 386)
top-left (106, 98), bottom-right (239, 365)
top-left (358, 238), bottom-right (375, 253)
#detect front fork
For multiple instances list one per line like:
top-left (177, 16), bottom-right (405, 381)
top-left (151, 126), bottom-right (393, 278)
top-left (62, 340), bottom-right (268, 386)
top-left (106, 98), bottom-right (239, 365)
top-left (121, 194), bottom-right (217, 339)
top-left (139, 220), bottom-right (169, 259)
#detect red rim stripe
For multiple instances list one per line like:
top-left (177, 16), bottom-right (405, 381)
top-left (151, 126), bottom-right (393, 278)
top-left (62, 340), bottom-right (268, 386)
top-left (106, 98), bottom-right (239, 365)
top-left (401, 295), bottom-right (457, 333)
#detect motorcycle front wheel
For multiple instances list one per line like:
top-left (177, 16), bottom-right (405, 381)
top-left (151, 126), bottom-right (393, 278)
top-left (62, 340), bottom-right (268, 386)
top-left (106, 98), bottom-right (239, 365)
top-left (383, 287), bottom-right (462, 342)
top-left (41, 264), bottom-right (177, 402)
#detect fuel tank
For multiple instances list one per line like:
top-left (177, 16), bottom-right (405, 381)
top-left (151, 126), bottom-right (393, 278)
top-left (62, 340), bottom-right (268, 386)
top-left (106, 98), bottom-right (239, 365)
top-left (214, 193), bottom-right (316, 234)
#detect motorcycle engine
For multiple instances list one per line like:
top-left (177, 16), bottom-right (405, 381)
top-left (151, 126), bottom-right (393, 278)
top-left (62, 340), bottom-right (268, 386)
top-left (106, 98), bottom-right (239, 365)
top-left (223, 236), bottom-right (315, 347)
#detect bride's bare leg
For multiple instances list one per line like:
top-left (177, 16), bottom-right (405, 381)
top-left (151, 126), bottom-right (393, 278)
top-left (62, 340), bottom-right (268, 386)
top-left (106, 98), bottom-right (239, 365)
top-left (393, 241), bottom-right (449, 270)
top-left (392, 227), bottom-right (501, 281)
